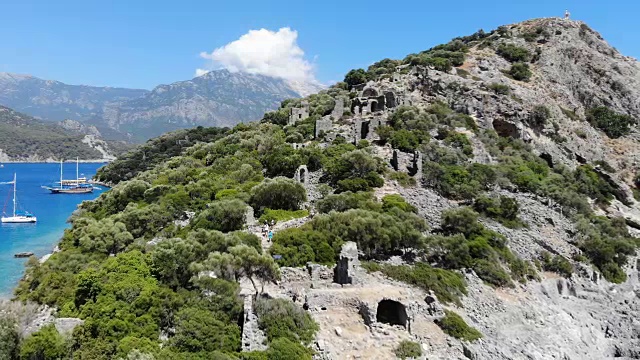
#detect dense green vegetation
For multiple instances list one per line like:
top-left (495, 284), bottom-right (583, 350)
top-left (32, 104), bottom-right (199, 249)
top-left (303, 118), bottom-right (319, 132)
top-left (95, 126), bottom-right (229, 184)
top-left (436, 311), bottom-right (482, 341)
top-left (473, 195), bottom-right (524, 228)
top-left (540, 252), bottom-right (574, 278)
top-left (14, 122), bottom-right (321, 359)
top-left (496, 44), bottom-right (531, 62)
top-left (0, 106), bottom-right (104, 160)
top-left (343, 30), bottom-right (494, 84)
top-left (586, 106), bottom-right (637, 138)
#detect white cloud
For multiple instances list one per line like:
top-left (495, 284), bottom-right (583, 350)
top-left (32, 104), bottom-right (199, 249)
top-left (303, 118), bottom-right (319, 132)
top-left (195, 68), bottom-right (209, 77)
top-left (196, 28), bottom-right (316, 82)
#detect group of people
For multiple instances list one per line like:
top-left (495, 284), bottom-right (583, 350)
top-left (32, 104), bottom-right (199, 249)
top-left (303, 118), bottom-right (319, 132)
top-left (262, 219), bottom-right (275, 242)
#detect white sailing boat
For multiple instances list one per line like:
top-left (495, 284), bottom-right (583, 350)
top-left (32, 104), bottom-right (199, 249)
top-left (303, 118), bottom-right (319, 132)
top-left (43, 158), bottom-right (93, 194)
top-left (1, 173), bottom-right (37, 223)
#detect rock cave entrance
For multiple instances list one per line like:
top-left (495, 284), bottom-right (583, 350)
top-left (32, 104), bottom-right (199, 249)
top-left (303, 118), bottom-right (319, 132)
top-left (492, 119), bottom-right (519, 139)
top-left (376, 300), bottom-right (408, 328)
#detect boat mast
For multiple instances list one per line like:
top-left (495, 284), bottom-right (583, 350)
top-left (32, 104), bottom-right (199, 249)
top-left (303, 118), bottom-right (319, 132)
top-left (76, 157), bottom-right (79, 185)
top-left (60, 159), bottom-right (63, 188)
top-left (12, 173), bottom-right (16, 217)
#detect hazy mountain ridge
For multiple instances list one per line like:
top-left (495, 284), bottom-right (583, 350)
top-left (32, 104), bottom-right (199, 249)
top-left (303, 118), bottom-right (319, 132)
top-left (101, 70), bottom-right (305, 141)
top-left (0, 70), bottom-right (323, 142)
top-left (0, 72), bottom-right (148, 122)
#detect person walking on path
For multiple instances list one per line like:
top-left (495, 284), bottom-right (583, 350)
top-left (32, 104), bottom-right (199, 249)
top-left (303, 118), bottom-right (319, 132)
top-left (268, 230), bottom-right (274, 242)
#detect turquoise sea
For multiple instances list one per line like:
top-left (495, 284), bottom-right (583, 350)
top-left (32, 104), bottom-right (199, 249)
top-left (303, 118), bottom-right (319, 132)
top-left (0, 163), bottom-right (106, 297)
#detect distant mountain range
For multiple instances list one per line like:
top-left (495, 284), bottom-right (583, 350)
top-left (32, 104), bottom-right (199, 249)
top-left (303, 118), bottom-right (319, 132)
top-left (0, 70), bottom-right (323, 142)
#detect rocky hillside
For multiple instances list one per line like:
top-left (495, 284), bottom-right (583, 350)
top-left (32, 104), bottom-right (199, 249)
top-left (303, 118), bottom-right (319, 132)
top-left (11, 18), bottom-right (639, 360)
top-left (0, 70), bottom-right (323, 142)
top-left (0, 106), bottom-right (118, 161)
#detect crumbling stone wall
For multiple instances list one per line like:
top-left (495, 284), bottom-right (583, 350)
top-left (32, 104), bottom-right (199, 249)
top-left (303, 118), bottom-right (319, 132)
top-left (241, 295), bottom-right (267, 352)
top-left (315, 117), bottom-right (333, 139)
top-left (333, 242), bottom-right (362, 285)
top-left (331, 98), bottom-right (345, 119)
top-left (289, 101), bottom-right (309, 125)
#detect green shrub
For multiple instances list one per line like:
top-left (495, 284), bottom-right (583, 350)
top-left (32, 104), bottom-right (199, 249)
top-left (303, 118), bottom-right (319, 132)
top-left (344, 69), bottom-right (369, 87)
top-left (576, 216), bottom-right (638, 283)
top-left (529, 105), bottom-right (551, 127)
top-left (634, 172), bottom-right (640, 188)
top-left (472, 259), bottom-right (512, 287)
top-left (443, 132), bottom-right (473, 156)
top-left (192, 199), bottom-right (247, 232)
top-left (473, 195), bottom-right (523, 228)
top-left (436, 310), bottom-right (482, 341)
top-left (258, 209), bottom-right (309, 224)
top-left (255, 298), bottom-right (318, 344)
top-left (488, 83), bottom-right (510, 95)
top-left (0, 317), bottom-right (19, 360)
top-left (390, 129), bottom-right (420, 152)
top-left (381, 194), bottom-right (417, 213)
top-left (497, 44), bottom-right (531, 62)
top-left (250, 177), bottom-right (307, 214)
top-left (265, 338), bottom-right (313, 360)
top-left (586, 106), bottom-right (637, 138)
top-left (394, 340), bottom-right (422, 359)
top-left (507, 63), bottom-right (532, 81)
top-left (540, 252), bottom-right (573, 278)
top-left (19, 324), bottom-right (68, 360)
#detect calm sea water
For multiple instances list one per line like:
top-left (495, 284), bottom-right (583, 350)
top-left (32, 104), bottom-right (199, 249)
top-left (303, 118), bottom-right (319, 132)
top-left (0, 163), bottom-right (107, 297)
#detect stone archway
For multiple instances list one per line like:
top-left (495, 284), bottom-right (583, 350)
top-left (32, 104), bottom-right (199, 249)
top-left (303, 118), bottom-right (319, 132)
top-left (369, 100), bottom-right (378, 113)
top-left (363, 87), bottom-right (379, 98)
top-left (294, 165), bottom-right (309, 185)
top-left (376, 299), bottom-right (408, 328)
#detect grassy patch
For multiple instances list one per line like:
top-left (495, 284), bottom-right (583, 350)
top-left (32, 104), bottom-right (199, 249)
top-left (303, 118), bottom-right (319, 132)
top-left (436, 310), bottom-right (482, 341)
top-left (362, 262), bottom-right (467, 306)
top-left (394, 340), bottom-right (422, 359)
top-left (560, 107), bottom-right (581, 121)
top-left (456, 68), bottom-right (470, 78)
top-left (258, 209), bottom-right (309, 224)
top-left (389, 171), bottom-right (417, 187)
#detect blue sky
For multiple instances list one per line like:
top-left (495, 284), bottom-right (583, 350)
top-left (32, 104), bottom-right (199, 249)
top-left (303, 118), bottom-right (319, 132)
top-left (0, 0), bottom-right (628, 89)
